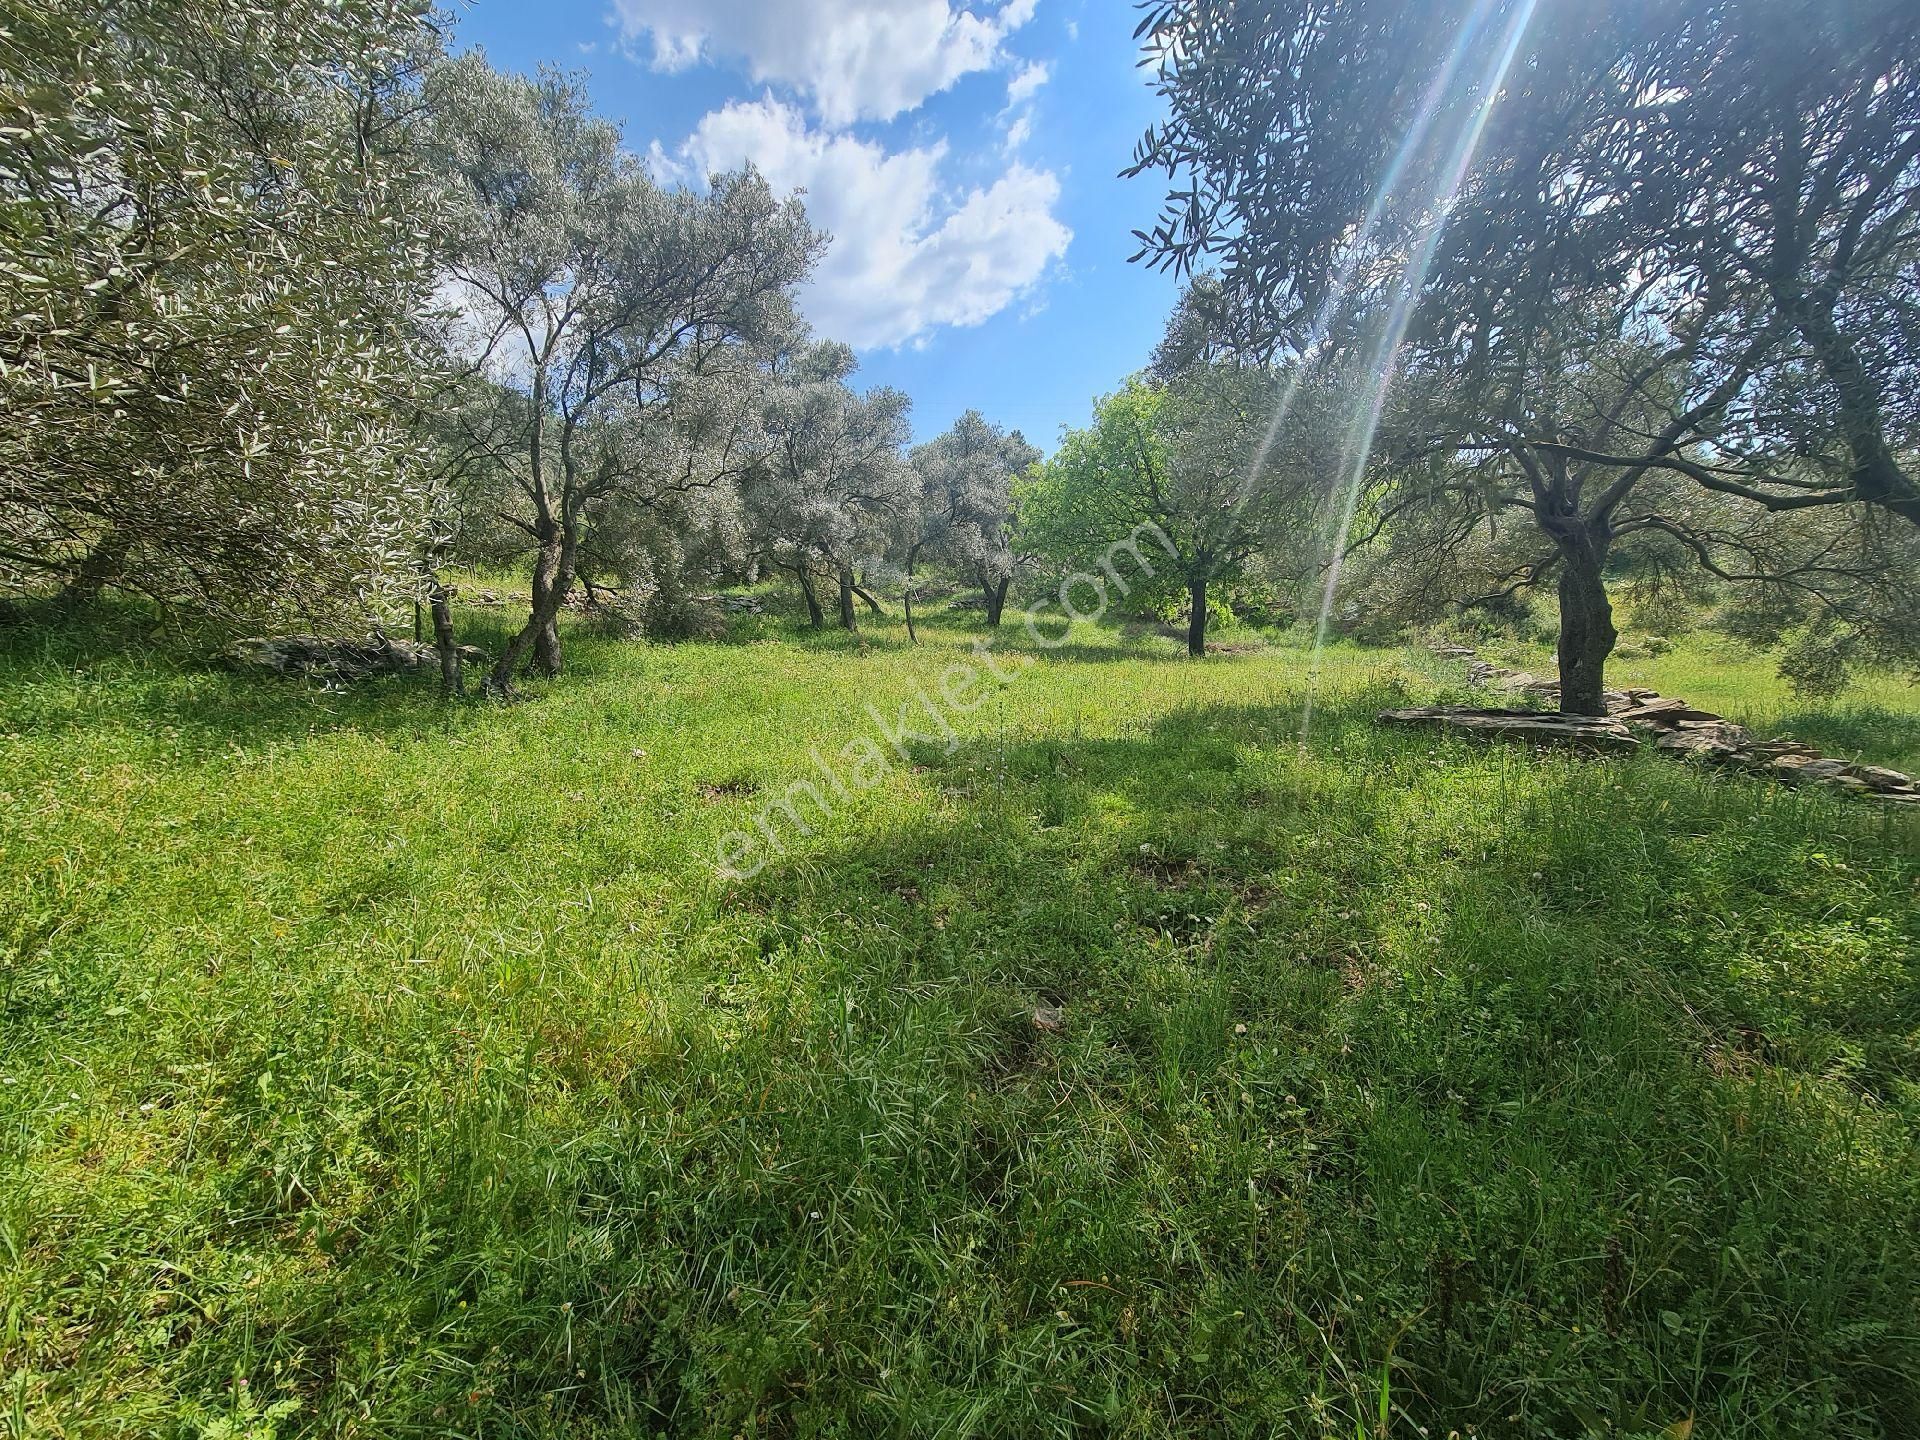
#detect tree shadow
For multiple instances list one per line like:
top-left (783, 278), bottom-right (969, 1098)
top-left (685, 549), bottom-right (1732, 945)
top-left (698, 702), bottom-right (1919, 1434)
top-left (0, 602), bottom-right (490, 757)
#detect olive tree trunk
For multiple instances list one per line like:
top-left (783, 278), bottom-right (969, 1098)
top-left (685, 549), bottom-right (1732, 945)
top-left (836, 565), bottom-right (858, 631)
top-left (797, 566), bottom-right (825, 628)
top-left (487, 527), bottom-right (574, 694)
top-left (983, 576), bottom-right (1011, 627)
top-left (903, 545), bottom-right (923, 644)
top-left (1554, 530), bottom-right (1617, 716)
top-left (1186, 573), bottom-right (1208, 657)
top-left (427, 577), bottom-right (463, 698)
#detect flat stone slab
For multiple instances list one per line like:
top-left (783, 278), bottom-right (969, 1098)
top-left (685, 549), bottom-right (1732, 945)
top-left (1379, 706), bottom-right (1641, 753)
top-left (1654, 727), bottom-right (1749, 760)
top-left (1851, 765), bottom-right (1918, 795)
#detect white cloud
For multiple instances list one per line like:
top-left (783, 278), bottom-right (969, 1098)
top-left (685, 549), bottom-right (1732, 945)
top-left (1005, 59), bottom-right (1050, 106)
top-left (611, 0), bottom-right (1041, 127)
top-left (664, 95), bottom-right (1070, 349)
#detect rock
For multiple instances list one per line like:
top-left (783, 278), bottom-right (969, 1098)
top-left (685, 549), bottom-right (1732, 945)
top-left (222, 634), bottom-right (438, 680)
top-left (1750, 739), bottom-right (1822, 758)
top-left (1386, 669), bottom-right (1912, 811)
top-left (1770, 755), bottom-right (1850, 784)
top-left (1846, 764), bottom-right (1917, 794)
top-left (1431, 644), bottom-right (1477, 658)
top-left (1674, 718), bottom-right (1751, 747)
top-left (1378, 706), bottom-right (1641, 753)
top-left (1615, 696), bottom-right (1693, 725)
top-left (1654, 725), bottom-right (1749, 761)
top-left (455, 645), bottom-right (489, 666)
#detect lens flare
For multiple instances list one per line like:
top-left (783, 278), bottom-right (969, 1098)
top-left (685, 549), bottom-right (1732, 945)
top-left (1298, 0), bottom-right (1539, 742)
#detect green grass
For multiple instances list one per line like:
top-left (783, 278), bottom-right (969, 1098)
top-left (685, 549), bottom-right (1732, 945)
top-left (2, 602), bottom-right (1917, 1438)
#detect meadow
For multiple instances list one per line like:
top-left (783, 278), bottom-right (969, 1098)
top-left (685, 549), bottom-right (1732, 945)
top-left (2, 601), bottom-right (1917, 1438)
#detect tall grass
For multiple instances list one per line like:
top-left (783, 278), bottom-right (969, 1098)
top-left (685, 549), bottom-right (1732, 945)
top-left (2, 604), bottom-right (1915, 1437)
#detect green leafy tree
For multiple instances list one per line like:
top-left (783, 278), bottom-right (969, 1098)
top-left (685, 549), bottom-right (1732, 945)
top-left (1022, 365), bottom-right (1325, 656)
top-left (424, 53), bottom-right (820, 690)
top-left (0, 0), bottom-right (445, 625)
top-left (901, 411), bottom-right (1039, 640)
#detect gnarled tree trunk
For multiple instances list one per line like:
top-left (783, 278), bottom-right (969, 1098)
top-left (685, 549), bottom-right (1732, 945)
top-left (983, 576), bottom-right (1010, 627)
top-left (1554, 527), bottom-right (1616, 716)
top-left (797, 566), bottom-right (824, 628)
top-left (425, 572), bottom-right (463, 698)
top-left (486, 525), bottom-right (574, 694)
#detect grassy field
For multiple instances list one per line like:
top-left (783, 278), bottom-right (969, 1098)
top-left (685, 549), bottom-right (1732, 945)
top-left (2, 601), bottom-right (1917, 1439)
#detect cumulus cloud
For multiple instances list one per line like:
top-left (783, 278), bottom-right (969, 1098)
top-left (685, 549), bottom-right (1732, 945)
top-left (611, 0), bottom-right (1040, 127)
top-left (661, 95), bottom-right (1070, 350)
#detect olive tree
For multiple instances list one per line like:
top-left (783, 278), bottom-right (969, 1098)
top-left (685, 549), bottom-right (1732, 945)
top-left (742, 341), bottom-right (914, 631)
top-left (900, 412), bottom-right (1039, 640)
top-left (1127, 0), bottom-right (1920, 706)
top-left (0, 0), bottom-right (444, 625)
top-left (425, 53), bottom-right (819, 690)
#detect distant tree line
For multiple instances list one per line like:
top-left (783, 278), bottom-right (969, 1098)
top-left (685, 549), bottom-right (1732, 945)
top-left (0, 2), bottom-right (1045, 692)
top-left (6, 0), bottom-right (1916, 708)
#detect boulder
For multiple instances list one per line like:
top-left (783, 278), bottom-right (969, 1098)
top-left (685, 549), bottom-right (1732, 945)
top-left (1750, 739), bottom-right (1822, 759)
top-left (1653, 723), bottom-right (1751, 761)
top-left (1614, 695), bottom-right (1691, 724)
top-left (1379, 706), bottom-right (1641, 753)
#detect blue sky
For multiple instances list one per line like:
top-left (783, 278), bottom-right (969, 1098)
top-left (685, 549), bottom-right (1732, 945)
top-left (448, 0), bottom-right (1185, 450)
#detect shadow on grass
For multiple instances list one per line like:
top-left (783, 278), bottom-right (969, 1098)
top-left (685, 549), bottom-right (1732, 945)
top-left (700, 700), bottom-right (1920, 1436)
